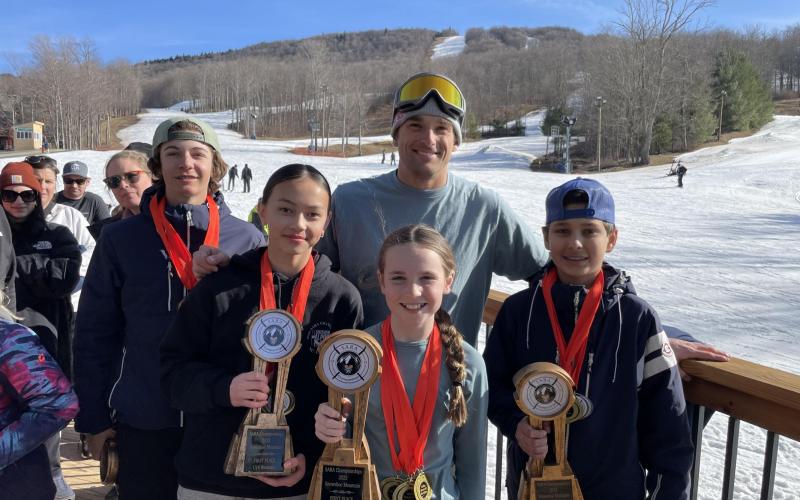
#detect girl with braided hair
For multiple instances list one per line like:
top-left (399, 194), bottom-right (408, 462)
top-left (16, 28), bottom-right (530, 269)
top-left (315, 224), bottom-right (488, 499)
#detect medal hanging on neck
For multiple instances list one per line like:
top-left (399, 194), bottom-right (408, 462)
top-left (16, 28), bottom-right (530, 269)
top-left (257, 251), bottom-right (315, 386)
top-left (380, 318), bottom-right (438, 500)
top-left (150, 193), bottom-right (219, 290)
top-left (541, 268), bottom-right (604, 388)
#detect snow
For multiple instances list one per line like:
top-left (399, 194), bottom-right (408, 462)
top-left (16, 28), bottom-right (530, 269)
top-left (8, 107), bottom-right (798, 499)
top-left (432, 35), bottom-right (465, 59)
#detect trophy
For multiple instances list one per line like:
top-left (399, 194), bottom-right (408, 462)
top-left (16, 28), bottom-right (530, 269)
top-left (224, 309), bottom-right (301, 477)
top-left (514, 362), bottom-right (584, 500)
top-left (308, 330), bottom-right (383, 500)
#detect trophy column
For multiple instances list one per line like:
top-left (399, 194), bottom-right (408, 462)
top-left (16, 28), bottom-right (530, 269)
top-left (308, 330), bottom-right (383, 500)
top-left (513, 362), bottom-right (584, 500)
top-left (224, 309), bottom-right (302, 477)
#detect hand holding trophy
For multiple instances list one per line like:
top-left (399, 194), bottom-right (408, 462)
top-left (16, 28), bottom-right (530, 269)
top-left (514, 362), bottom-right (584, 500)
top-left (225, 309), bottom-right (301, 477)
top-left (309, 330), bottom-right (383, 499)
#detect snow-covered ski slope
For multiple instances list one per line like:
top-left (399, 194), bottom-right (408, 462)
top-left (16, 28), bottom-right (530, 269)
top-left (8, 108), bottom-right (797, 499)
top-left (432, 35), bottom-right (466, 59)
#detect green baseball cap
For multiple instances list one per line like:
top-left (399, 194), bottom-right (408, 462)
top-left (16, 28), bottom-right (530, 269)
top-left (151, 117), bottom-right (221, 157)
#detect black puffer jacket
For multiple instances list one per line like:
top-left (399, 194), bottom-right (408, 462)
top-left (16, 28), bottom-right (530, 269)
top-left (160, 249), bottom-right (363, 498)
top-left (9, 206), bottom-right (81, 377)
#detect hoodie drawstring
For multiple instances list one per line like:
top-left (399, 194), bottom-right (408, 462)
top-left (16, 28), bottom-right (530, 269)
top-left (525, 280), bottom-right (542, 350)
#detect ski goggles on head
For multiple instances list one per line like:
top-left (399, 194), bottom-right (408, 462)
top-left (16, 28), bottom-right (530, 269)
top-left (394, 73), bottom-right (466, 121)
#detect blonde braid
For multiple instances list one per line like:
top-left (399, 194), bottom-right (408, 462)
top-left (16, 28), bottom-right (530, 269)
top-left (436, 309), bottom-right (468, 427)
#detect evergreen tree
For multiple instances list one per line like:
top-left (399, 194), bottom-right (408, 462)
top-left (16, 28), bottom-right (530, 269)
top-left (713, 50), bottom-right (774, 133)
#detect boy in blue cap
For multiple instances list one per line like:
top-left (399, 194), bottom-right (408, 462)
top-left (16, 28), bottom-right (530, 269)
top-left (484, 177), bottom-right (693, 499)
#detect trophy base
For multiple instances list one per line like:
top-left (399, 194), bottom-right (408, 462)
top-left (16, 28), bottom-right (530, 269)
top-left (520, 465), bottom-right (583, 500)
top-left (308, 441), bottom-right (380, 500)
top-left (227, 413), bottom-right (295, 477)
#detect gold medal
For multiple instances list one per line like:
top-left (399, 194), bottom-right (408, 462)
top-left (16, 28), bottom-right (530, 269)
top-left (381, 476), bottom-right (403, 500)
top-left (413, 471), bottom-right (432, 500)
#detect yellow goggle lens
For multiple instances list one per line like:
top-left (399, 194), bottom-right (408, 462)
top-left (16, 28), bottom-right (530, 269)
top-left (397, 75), bottom-right (464, 111)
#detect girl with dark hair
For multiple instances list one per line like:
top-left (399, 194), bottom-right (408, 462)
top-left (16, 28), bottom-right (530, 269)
top-left (74, 118), bottom-right (265, 500)
top-left (314, 224), bottom-right (488, 499)
top-left (161, 163), bottom-right (362, 499)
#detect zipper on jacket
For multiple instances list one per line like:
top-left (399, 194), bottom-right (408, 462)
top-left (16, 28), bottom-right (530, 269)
top-left (573, 290), bottom-right (581, 324)
top-left (184, 211), bottom-right (193, 298)
top-left (107, 347), bottom-right (127, 412)
top-left (166, 261), bottom-right (173, 311)
top-left (585, 352), bottom-right (594, 397)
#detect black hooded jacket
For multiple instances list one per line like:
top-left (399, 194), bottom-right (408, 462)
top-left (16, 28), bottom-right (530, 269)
top-left (8, 203), bottom-right (80, 375)
top-left (160, 248), bottom-right (363, 498)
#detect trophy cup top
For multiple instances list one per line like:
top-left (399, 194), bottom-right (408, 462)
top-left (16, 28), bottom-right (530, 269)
top-left (316, 330), bottom-right (383, 393)
top-left (246, 309), bottom-right (302, 362)
top-left (514, 362), bottom-right (575, 420)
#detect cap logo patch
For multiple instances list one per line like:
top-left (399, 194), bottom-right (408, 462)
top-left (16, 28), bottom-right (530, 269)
top-left (11, 175), bottom-right (22, 184)
top-left (166, 130), bottom-right (206, 143)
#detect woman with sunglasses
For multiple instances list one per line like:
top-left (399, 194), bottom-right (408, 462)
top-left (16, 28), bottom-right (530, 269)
top-left (0, 161), bottom-right (82, 500)
top-left (87, 150), bottom-right (155, 239)
top-left (74, 117), bottom-right (265, 500)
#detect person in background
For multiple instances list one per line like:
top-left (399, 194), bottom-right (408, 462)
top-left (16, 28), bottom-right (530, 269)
top-left (74, 117), bottom-right (264, 500)
top-left (25, 155), bottom-right (95, 310)
top-left (677, 163), bottom-right (688, 188)
top-left (227, 163), bottom-right (238, 191)
top-left (56, 160), bottom-right (111, 225)
top-left (0, 288), bottom-right (79, 500)
top-left (1, 161), bottom-right (82, 500)
top-left (241, 163), bottom-right (253, 193)
top-left (88, 150), bottom-right (155, 239)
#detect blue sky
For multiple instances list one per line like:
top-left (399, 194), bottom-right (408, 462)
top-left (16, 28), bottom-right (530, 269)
top-left (2, 0), bottom-right (798, 73)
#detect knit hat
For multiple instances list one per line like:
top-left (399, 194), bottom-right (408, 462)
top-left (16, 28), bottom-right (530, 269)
top-left (151, 117), bottom-right (221, 157)
top-left (63, 160), bottom-right (89, 178)
top-left (545, 177), bottom-right (615, 224)
top-left (392, 99), bottom-right (464, 145)
top-left (1, 162), bottom-right (42, 193)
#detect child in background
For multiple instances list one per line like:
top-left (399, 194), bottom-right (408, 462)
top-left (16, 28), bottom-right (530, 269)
top-left (484, 177), bottom-right (693, 499)
top-left (161, 164), bottom-right (363, 499)
top-left (315, 224), bottom-right (488, 500)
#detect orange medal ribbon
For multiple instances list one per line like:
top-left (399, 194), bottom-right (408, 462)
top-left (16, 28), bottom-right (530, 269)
top-left (150, 194), bottom-right (219, 290)
top-left (380, 318), bottom-right (441, 475)
top-left (541, 268), bottom-right (604, 384)
top-left (258, 251), bottom-right (315, 378)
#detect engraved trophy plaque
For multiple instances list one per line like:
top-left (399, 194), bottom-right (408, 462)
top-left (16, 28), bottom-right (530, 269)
top-left (224, 309), bottom-right (301, 477)
top-left (514, 362), bottom-right (584, 500)
top-left (308, 330), bottom-right (383, 500)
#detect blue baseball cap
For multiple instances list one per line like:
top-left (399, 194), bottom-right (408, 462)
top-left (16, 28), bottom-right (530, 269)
top-left (545, 177), bottom-right (615, 224)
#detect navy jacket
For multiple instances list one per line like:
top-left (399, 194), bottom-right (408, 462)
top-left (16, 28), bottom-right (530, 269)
top-left (74, 186), bottom-right (265, 434)
top-left (160, 249), bottom-right (363, 498)
top-left (484, 263), bottom-right (693, 500)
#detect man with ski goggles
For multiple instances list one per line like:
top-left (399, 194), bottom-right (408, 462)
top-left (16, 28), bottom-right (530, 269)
top-left (317, 72), bottom-right (548, 347)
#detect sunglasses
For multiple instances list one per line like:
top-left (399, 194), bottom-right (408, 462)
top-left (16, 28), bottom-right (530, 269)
top-left (63, 177), bottom-right (88, 186)
top-left (24, 155), bottom-right (57, 167)
top-left (394, 74), bottom-right (466, 123)
top-left (2, 189), bottom-right (38, 203)
top-left (103, 170), bottom-right (145, 189)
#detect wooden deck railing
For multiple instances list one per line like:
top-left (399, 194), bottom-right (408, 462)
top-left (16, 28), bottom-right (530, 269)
top-left (483, 290), bottom-right (800, 500)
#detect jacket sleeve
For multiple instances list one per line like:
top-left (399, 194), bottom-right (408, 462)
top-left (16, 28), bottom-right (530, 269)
top-left (14, 226), bottom-right (81, 300)
top-left (160, 280), bottom-right (235, 414)
top-left (454, 348), bottom-right (489, 500)
top-left (73, 235), bottom-right (124, 434)
top-left (1, 209), bottom-right (15, 311)
top-left (0, 323), bottom-right (79, 469)
top-left (636, 308), bottom-right (693, 500)
top-left (483, 295), bottom-right (528, 441)
top-left (491, 194), bottom-right (547, 281)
